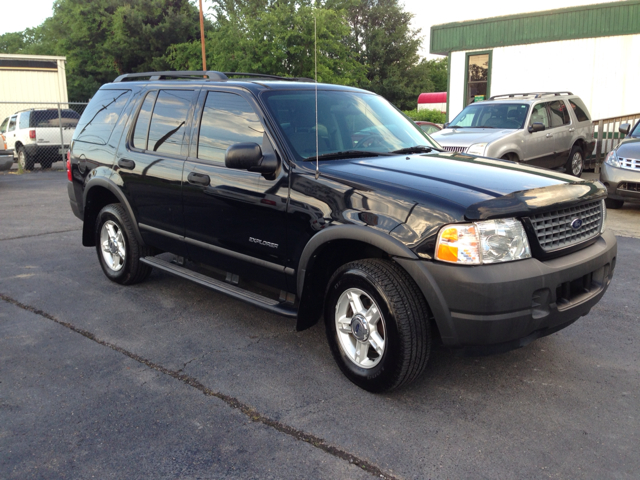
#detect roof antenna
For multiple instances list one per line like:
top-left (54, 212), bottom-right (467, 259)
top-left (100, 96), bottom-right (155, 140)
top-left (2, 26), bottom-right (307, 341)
top-left (314, 13), bottom-right (319, 180)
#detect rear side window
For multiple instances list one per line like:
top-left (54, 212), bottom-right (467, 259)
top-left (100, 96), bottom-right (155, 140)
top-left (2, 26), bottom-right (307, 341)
top-left (75, 89), bottom-right (132, 145)
top-left (132, 91), bottom-right (157, 150)
top-left (197, 92), bottom-right (264, 163)
top-left (147, 90), bottom-right (195, 156)
top-left (548, 101), bottom-right (570, 128)
top-left (19, 113), bottom-right (30, 129)
top-left (569, 99), bottom-right (591, 122)
top-left (30, 109), bottom-right (80, 128)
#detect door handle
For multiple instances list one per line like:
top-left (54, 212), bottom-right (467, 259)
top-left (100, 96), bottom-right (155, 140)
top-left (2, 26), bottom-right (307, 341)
top-left (187, 172), bottom-right (211, 186)
top-left (569, 128), bottom-right (575, 132)
top-left (118, 158), bottom-right (135, 169)
top-left (546, 133), bottom-right (553, 138)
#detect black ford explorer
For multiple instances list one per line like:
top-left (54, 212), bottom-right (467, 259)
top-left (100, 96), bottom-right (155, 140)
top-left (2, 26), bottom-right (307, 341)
top-left (67, 72), bottom-right (617, 392)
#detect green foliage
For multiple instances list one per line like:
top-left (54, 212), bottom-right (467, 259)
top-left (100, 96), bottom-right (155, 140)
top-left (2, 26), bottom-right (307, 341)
top-left (403, 108), bottom-right (446, 124)
top-left (168, 0), bottom-right (366, 86)
top-left (0, 0), bottom-right (205, 101)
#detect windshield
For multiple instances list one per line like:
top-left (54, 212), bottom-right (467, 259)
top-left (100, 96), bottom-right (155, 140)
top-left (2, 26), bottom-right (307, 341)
top-left (630, 122), bottom-right (640, 138)
top-left (449, 102), bottom-right (529, 129)
top-left (262, 90), bottom-right (439, 161)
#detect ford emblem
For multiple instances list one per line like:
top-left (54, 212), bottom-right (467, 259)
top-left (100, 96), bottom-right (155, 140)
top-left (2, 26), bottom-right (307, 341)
top-left (571, 218), bottom-right (583, 230)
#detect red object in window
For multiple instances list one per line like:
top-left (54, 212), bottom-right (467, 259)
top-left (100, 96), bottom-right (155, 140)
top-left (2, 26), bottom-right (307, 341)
top-left (29, 129), bottom-right (36, 139)
top-left (66, 150), bottom-right (72, 181)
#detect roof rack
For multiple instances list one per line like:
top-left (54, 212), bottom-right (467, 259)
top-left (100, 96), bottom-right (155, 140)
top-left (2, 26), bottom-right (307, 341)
top-left (112, 71), bottom-right (315, 83)
top-left (489, 92), bottom-right (573, 100)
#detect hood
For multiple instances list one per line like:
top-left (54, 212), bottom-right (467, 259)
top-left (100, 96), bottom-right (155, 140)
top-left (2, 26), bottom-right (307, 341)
top-left (616, 137), bottom-right (640, 155)
top-left (431, 128), bottom-right (516, 147)
top-left (303, 152), bottom-right (604, 252)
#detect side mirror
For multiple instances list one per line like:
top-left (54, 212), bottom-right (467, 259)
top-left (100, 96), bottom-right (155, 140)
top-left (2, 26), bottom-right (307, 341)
top-left (528, 123), bottom-right (545, 133)
top-left (619, 123), bottom-right (630, 135)
top-left (225, 143), bottom-right (278, 175)
top-left (443, 122), bottom-right (450, 128)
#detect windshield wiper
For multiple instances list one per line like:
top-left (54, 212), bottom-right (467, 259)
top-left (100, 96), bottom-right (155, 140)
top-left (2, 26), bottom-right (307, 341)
top-left (302, 150), bottom-right (394, 161)
top-left (391, 145), bottom-right (434, 154)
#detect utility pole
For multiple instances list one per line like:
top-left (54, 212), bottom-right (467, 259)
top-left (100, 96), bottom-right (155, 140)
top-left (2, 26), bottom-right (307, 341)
top-left (199, 0), bottom-right (207, 72)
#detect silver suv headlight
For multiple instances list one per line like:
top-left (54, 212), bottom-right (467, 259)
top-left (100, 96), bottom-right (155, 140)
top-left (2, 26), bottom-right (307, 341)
top-left (467, 143), bottom-right (488, 156)
top-left (435, 218), bottom-right (532, 265)
top-left (605, 149), bottom-right (621, 168)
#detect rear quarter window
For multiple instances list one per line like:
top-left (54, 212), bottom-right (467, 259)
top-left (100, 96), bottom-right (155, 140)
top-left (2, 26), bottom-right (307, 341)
top-left (19, 113), bottom-right (30, 129)
top-left (30, 109), bottom-right (80, 128)
top-left (569, 98), bottom-right (591, 122)
top-left (74, 89), bottom-right (132, 145)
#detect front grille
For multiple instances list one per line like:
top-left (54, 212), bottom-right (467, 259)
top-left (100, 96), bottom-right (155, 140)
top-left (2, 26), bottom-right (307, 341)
top-left (442, 146), bottom-right (468, 154)
top-left (619, 156), bottom-right (640, 171)
top-left (529, 200), bottom-right (602, 252)
top-left (619, 182), bottom-right (640, 192)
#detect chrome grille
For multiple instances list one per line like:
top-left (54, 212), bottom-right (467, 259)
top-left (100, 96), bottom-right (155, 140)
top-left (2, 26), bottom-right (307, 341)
top-left (529, 200), bottom-right (602, 252)
top-left (619, 156), bottom-right (640, 170)
top-left (442, 146), bottom-right (468, 153)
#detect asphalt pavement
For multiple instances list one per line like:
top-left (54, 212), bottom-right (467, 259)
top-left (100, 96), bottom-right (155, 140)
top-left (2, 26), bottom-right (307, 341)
top-left (1, 169), bottom-right (639, 479)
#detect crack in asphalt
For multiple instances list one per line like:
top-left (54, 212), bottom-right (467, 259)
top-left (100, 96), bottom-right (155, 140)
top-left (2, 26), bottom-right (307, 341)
top-left (0, 228), bottom-right (82, 242)
top-left (0, 293), bottom-right (399, 480)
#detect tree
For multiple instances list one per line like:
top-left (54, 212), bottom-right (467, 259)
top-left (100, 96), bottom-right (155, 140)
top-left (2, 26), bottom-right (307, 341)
top-left (0, 0), bottom-right (206, 101)
top-left (167, 0), bottom-right (366, 86)
top-left (332, 0), bottom-right (435, 110)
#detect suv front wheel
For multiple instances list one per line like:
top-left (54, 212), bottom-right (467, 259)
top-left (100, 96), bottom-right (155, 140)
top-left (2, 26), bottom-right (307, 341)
top-left (324, 259), bottom-right (431, 392)
top-left (95, 203), bottom-right (152, 285)
top-left (567, 145), bottom-right (584, 177)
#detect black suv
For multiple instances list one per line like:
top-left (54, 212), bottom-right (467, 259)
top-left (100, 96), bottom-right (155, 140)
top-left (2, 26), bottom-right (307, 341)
top-left (67, 71), bottom-right (617, 392)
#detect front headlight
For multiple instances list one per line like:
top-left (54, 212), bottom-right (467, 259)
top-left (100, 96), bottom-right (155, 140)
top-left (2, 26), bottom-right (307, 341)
top-left (435, 218), bottom-right (532, 265)
top-left (467, 143), bottom-right (488, 156)
top-left (605, 149), bottom-right (621, 167)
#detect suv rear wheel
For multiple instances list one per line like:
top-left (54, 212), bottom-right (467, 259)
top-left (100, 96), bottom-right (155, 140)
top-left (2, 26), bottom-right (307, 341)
top-left (17, 146), bottom-right (34, 171)
top-left (324, 259), bottom-right (431, 392)
top-left (567, 145), bottom-right (584, 177)
top-left (95, 203), bottom-right (152, 285)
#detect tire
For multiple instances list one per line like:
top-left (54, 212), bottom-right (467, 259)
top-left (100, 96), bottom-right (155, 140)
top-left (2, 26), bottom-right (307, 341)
top-left (95, 203), bottom-right (152, 285)
top-left (17, 146), bottom-right (34, 171)
top-left (501, 153), bottom-right (518, 162)
top-left (324, 258), bottom-right (431, 392)
top-left (566, 145), bottom-right (584, 177)
top-left (605, 198), bottom-right (624, 209)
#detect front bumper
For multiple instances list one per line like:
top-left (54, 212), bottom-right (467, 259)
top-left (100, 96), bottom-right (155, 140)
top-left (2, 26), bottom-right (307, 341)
top-left (395, 229), bottom-right (617, 352)
top-left (600, 162), bottom-right (640, 204)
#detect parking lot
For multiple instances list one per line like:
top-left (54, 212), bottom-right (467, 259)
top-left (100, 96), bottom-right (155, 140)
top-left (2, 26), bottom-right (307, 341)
top-left (1, 169), bottom-right (639, 479)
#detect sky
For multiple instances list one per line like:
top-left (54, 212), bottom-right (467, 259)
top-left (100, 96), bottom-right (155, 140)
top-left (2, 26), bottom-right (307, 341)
top-left (0, 0), bottom-right (618, 59)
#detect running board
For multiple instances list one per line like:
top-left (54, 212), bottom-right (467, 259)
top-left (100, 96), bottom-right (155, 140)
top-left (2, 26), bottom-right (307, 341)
top-left (140, 256), bottom-right (297, 318)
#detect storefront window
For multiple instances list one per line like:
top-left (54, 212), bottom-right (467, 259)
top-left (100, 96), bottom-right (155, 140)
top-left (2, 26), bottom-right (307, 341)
top-left (466, 53), bottom-right (490, 106)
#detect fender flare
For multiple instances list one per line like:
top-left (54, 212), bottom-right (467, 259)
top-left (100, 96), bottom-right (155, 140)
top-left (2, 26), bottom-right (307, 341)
top-left (83, 176), bottom-right (145, 246)
top-left (295, 224), bottom-right (417, 299)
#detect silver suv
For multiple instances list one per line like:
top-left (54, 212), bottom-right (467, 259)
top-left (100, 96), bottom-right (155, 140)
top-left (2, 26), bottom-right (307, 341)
top-left (431, 92), bottom-right (595, 177)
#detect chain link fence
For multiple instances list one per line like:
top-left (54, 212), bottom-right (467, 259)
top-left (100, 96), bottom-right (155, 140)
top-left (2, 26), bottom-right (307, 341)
top-left (0, 101), bottom-right (88, 171)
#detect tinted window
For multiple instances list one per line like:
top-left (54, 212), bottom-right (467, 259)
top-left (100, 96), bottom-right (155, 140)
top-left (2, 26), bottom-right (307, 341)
top-left (8, 116), bottom-right (16, 132)
top-left (19, 112), bottom-right (30, 129)
top-left (147, 90), bottom-right (195, 156)
top-left (30, 109), bottom-right (80, 128)
top-left (530, 103), bottom-right (550, 128)
top-left (569, 99), bottom-right (590, 122)
top-left (548, 101), bottom-right (570, 128)
top-left (75, 89), bottom-right (132, 145)
top-left (198, 92), bottom-right (264, 163)
top-left (132, 91), bottom-right (157, 150)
